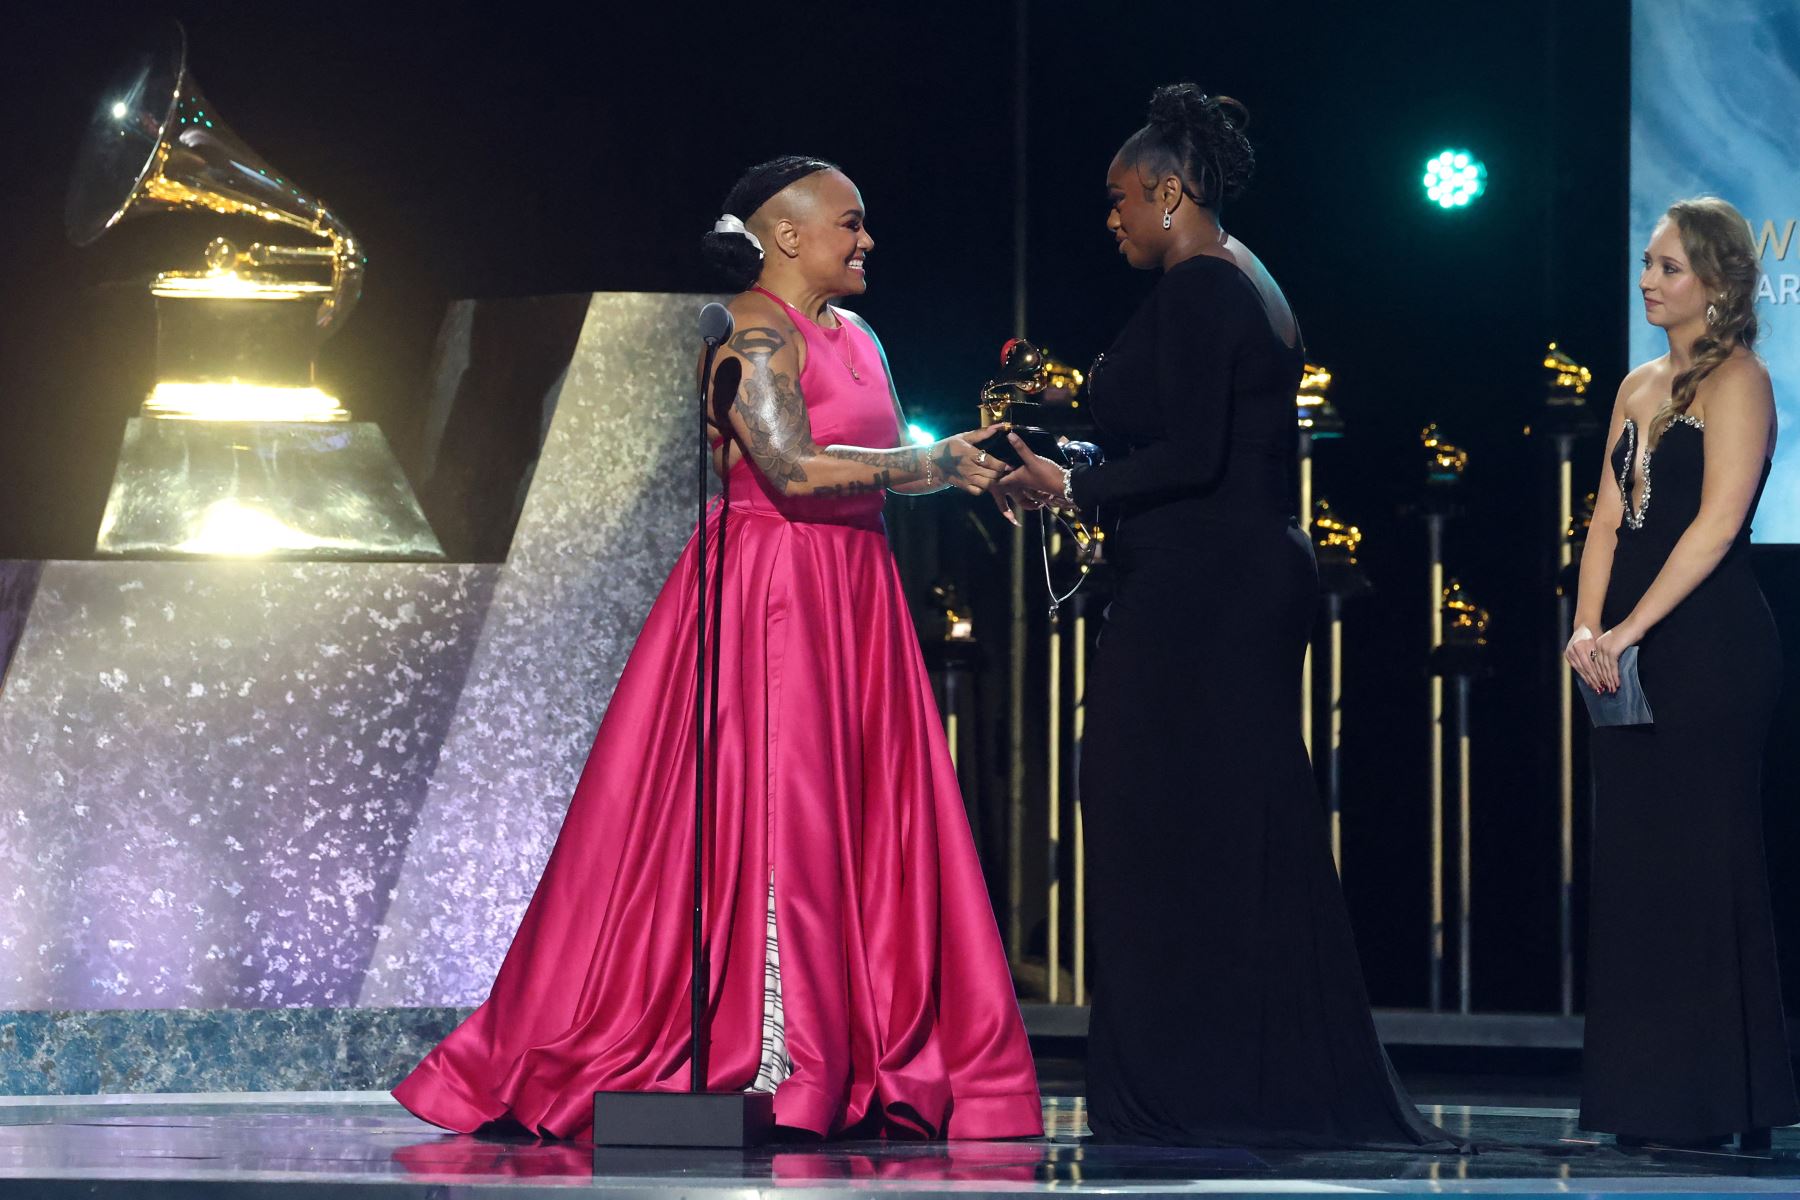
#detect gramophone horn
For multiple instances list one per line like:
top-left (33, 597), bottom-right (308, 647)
top-left (995, 337), bottom-right (1048, 393)
top-left (65, 21), bottom-right (363, 331)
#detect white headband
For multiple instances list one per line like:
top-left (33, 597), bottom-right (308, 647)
top-left (713, 214), bottom-right (765, 257)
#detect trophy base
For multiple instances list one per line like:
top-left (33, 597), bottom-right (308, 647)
top-left (95, 417), bottom-right (445, 560)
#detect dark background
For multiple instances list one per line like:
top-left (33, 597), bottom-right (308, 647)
top-left (1, 0), bottom-right (1793, 1016)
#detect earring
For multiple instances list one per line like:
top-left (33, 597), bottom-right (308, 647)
top-left (1162, 210), bottom-right (1173, 229)
top-left (1706, 302), bottom-right (1719, 326)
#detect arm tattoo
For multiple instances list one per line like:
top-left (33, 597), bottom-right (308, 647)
top-left (737, 371), bottom-right (810, 489)
top-left (821, 445), bottom-right (926, 473)
top-left (728, 322), bottom-right (929, 494)
top-left (930, 442), bottom-right (961, 482)
top-left (812, 470), bottom-right (894, 498)
top-left (730, 326), bottom-right (785, 360)
top-left (731, 326), bottom-right (812, 491)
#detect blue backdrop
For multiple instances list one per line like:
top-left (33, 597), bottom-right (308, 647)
top-left (1632, 0), bottom-right (1800, 541)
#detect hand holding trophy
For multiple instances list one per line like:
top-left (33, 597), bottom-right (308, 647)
top-left (978, 339), bottom-right (1102, 535)
top-left (932, 425), bottom-right (1013, 496)
top-left (976, 339), bottom-right (1104, 612)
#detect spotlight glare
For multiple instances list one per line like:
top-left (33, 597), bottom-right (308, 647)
top-left (175, 499), bottom-right (356, 557)
top-left (110, 101), bottom-right (128, 120)
top-left (144, 382), bottom-right (349, 422)
top-left (1422, 148), bottom-right (1487, 210)
top-left (907, 423), bottom-right (937, 446)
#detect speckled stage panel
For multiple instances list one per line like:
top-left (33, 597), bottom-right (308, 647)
top-left (0, 294), bottom-right (703, 1032)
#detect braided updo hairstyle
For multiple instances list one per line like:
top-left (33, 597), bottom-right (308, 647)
top-left (699, 155), bottom-right (840, 292)
top-left (1649, 196), bottom-right (1761, 447)
top-left (1121, 83), bottom-right (1255, 212)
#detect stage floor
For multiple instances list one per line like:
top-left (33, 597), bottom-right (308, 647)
top-left (3, 1093), bottom-right (1799, 1197)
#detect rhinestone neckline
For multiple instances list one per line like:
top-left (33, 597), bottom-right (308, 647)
top-left (1619, 414), bottom-right (1704, 531)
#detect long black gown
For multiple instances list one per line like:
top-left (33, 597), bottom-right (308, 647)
top-left (1069, 254), bottom-right (1454, 1148)
top-left (1583, 413), bottom-right (1797, 1140)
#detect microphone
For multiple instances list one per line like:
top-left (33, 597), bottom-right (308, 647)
top-left (699, 301), bottom-right (735, 347)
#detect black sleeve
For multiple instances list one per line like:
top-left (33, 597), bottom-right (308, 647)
top-left (1068, 262), bottom-right (1246, 510)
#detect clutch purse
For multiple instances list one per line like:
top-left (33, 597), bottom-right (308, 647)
top-left (1576, 644), bottom-right (1653, 727)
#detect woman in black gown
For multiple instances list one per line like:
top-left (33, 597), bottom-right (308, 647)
top-left (1566, 196), bottom-right (1795, 1151)
top-left (996, 85), bottom-right (1452, 1149)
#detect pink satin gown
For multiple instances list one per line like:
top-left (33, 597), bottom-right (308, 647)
top-left (392, 291), bottom-right (1043, 1141)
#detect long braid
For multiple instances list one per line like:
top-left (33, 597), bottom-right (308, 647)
top-left (1649, 197), bottom-right (1761, 446)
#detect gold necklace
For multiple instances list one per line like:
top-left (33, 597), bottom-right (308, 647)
top-left (757, 287), bottom-right (861, 380)
top-left (826, 314), bottom-right (861, 381)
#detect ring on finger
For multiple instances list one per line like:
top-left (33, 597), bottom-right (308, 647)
top-left (976, 450), bottom-right (988, 466)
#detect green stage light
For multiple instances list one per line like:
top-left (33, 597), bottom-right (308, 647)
top-left (907, 423), bottom-right (937, 445)
top-left (1423, 150), bottom-right (1487, 210)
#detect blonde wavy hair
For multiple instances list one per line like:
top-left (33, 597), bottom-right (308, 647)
top-left (1650, 196), bottom-right (1761, 446)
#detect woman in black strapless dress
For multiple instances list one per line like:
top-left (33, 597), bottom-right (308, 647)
top-left (997, 85), bottom-right (1454, 1150)
top-left (1567, 196), bottom-right (1795, 1151)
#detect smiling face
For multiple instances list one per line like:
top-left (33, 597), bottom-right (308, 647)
top-left (1639, 216), bottom-right (1709, 331)
top-left (789, 169), bottom-right (874, 297)
top-left (1105, 151), bottom-right (1176, 271)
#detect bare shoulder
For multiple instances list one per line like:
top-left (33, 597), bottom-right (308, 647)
top-left (1618, 357), bottom-right (1664, 389)
top-left (1219, 237), bottom-right (1297, 344)
top-left (1693, 347), bottom-right (1773, 422)
top-left (1702, 346), bottom-right (1771, 391)
top-left (723, 290), bottom-right (800, 363)
top-left (1616, 357), bottom-right (1668, 422)
top-left (833, 306), bottom-right (882, 345)
top-left (726, 288), bottom-right (786, 325)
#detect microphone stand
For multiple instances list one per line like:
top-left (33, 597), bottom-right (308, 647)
top-left (690, 327), bottom-right (720, 1094)
top-left (593, 304), bottom-right (773, 1148)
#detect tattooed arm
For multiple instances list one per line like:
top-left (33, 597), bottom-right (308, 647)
top-left (720, 313), bottom-right (1004, 498)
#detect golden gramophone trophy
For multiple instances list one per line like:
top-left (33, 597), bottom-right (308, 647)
top-left (977, 338), bottom-right (1102, 574)
top-left (977, 339), bottom-right (1088, 464)
top-left (67, 22), bottom-right (441, 559)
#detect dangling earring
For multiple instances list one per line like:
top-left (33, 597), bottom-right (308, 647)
top-left (1162, 210), bottom-right (1173, 230)
top-left (1706, 302), bottom-right (1720, 326)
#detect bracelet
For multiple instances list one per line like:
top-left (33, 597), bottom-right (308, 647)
top-left (1060, 466), bottom-right (1075, 507)
top-left (924, 454), bottom-right (938, 489)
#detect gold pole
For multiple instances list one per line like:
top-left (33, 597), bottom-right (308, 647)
top-left (1542, 342), bottom-right (1595, 1017)
top-left (1047, 600), bottom-right (1062, 1005)
top-left (1073, 609), bottom-right (1088, 1006)
top-left (1330, 613), bottom-right (1344, 871)
top-left (1457, 676), bottom-right (1473, 1015)
top-left (1428, 519), bottom-right (1445, 1012)
top-left (1300, 450), bottom-right (1314, 758)
top-left (1008, 524), bottom-right (1026, 963)
top-left (1557, 446), bottom-right (1576, 1016)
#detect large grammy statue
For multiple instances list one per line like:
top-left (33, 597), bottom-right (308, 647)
top-left (67, 21), bottom-right (441, 560)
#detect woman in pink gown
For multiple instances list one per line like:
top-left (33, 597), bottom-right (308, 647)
top-left (393, 156), bottom-right (1041, 1141)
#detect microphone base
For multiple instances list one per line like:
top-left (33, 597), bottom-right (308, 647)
top-left (593, 1090), bottom-right (776, 1147)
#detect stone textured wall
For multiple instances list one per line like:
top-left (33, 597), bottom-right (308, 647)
top-left (0, 292), bottom-right (704, 1022)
